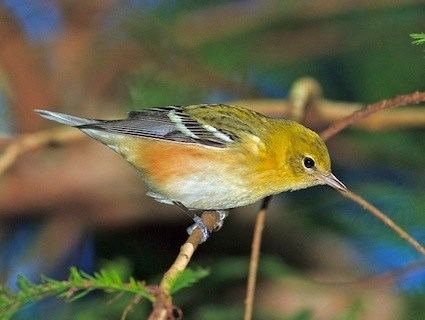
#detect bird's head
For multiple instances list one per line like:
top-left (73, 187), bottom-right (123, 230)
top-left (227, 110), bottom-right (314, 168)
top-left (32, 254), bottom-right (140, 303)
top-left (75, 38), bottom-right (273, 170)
top-left (281, 121), bottom-right (346, 192)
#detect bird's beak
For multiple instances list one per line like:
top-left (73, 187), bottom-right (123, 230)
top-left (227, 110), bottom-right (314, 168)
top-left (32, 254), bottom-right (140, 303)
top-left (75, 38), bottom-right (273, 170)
top-left (317, 172), bottom-right (347, 192)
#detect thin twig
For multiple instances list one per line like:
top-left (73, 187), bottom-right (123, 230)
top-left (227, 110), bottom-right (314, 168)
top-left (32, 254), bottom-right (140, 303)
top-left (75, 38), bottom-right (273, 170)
top-left (148, 211), bottom-right (221, 320)
top-left (244, 196), bottom-right (272, 320)
top-left (320, 91), bottom-right (425, 140)
top-left (339, 189), bottom-right (425, 256)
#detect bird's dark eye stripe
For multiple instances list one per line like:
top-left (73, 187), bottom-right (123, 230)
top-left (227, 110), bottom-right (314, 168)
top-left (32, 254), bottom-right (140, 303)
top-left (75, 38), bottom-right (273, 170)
top-left (303, 157), bottom-right (315, 168)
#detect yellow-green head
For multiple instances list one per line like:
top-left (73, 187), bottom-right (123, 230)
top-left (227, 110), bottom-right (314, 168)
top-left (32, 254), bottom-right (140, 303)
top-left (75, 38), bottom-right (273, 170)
top-left (263, 119), bottom-right (345, 193)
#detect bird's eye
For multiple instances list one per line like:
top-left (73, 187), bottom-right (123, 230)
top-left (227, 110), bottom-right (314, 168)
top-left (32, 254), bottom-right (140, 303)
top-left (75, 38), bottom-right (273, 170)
top-left (303, 157), bottom-right (315, 169)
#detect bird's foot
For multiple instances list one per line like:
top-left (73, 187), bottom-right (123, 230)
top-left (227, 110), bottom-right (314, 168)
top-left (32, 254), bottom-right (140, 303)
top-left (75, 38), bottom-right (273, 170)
top-left (186, 211), bottom-right (229, 243)
top-left (186, 215), bottom-right (210, 243)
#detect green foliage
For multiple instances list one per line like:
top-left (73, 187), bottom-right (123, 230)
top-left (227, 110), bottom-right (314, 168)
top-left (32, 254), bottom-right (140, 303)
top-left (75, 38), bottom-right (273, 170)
top-left (0, 267), bottom-right (153, 320)
top-left (0, 265), bottom-right (211, 319)
top-left (410, 33), bottom-right (425, 45)
top-left (168, 267), bottom-right (209, 294)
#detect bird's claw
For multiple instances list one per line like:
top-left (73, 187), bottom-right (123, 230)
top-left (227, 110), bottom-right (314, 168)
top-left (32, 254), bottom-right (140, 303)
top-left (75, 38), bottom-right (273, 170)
top-left (212, 210), bottom-right (228, 232)
top-left (186, 215), bottom-right (210, 243)
top-left (186, 211), bottom-right (229, 243)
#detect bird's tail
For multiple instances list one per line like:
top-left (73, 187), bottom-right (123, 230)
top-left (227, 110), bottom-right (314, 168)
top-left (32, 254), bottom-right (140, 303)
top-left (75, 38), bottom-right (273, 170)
top-left (35, 109), bottom-right (126, 153)
top-left (34, 109), bottom-right (98, 127)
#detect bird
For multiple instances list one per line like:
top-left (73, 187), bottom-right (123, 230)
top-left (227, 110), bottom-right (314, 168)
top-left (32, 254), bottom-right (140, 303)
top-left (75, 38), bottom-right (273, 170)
top-left (35, 104), bottom-right (346, 241)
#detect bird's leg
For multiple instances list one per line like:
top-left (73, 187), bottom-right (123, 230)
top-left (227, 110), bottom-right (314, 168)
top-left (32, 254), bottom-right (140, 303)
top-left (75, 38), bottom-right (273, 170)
top-left (186, 210), bottom-right (229, 243)
top-left (173, 201), bottom-right (209, 242)
top-left (187, 215), bottom-right (210, 243)
top-left (173, 201), bottom-right (193, 217)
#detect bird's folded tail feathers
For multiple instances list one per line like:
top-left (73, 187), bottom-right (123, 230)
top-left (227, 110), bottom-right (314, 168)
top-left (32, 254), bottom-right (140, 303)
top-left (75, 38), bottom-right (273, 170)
top-left (34, 109), bottom-right (97, 127)
top-left (35, 109), bottom-right (128, 153)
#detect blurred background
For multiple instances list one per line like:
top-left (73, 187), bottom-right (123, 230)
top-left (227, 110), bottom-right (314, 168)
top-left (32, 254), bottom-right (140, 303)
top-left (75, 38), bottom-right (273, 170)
top-left (0, 1), bottom-right (425, 319)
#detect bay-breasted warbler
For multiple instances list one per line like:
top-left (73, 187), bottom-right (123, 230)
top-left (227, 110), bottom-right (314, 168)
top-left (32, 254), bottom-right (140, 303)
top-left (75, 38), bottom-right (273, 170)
top-left (36, 104), bottom-right (346, 240)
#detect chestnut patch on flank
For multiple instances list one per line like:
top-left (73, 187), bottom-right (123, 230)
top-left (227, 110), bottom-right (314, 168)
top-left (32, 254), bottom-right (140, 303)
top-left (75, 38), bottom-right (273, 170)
top-left (130, 139), bottom-right (221, 185)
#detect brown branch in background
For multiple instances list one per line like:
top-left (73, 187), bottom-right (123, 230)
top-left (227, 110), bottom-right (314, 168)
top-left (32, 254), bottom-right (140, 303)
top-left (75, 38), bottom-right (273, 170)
top-left (244, 196), bottom-right (272, 320)
top-left (233, 99), bottom-right (425, 131)
top-left (0, 127), bottom-right (82, 175)
top-left (316, 102), bottom-right (425, 131)
top-left (320, 91), bottom-right (425, 140)
top-left (147, 211), bottom-right (221, 320)
top-left (339, 189), bottom-right (425, 256)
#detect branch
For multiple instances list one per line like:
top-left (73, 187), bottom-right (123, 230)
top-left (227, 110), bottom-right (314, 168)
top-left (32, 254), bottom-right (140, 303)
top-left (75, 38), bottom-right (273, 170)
top-left (320, 91), bottom-right (425, 140)
top-left (338, 189), bottom-right (425, 256)
top-left (244, 196), bottom-right (272, 320)
top-left (233, 98), bottom-right (425, 131)
top-left (148, 211), bottom-right (221, 320)
top-left (0, 127), bottom-right (82, 175)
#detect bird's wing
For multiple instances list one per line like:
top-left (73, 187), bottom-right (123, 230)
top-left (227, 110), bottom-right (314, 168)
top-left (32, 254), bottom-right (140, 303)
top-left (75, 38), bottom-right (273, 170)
top-left (78, 104), bottom-right (267, 148)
